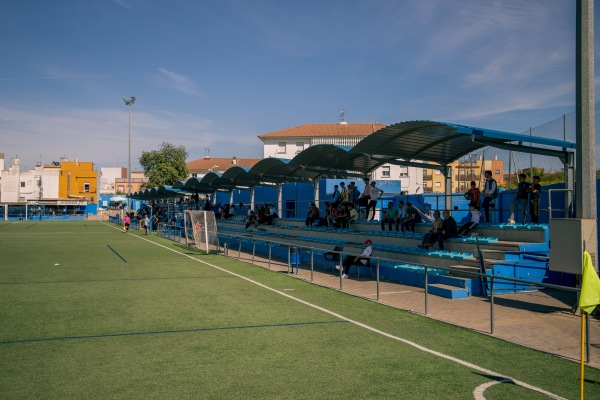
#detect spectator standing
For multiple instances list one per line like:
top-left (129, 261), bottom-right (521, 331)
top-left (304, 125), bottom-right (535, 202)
top-left (529, 176), bottom-right (541, 224)
top-left (465, 181), bottom-right (480, 209)
top-left (509, 173), bottom-right (531, 225)
top-left (367, 181), bottom-right (383, 221)
top-left (481, 170), bottom-right (498, 224)
top-left (358, 177), bottom-right (372, 210)
top-left (332, 182), bottom-right (347, 209)
top-left (331, 185), bottom-right (340, 204)
top-left (143, 214), bottom-right (150, 235)
top-left (347, 182), bottom-right (360, 208)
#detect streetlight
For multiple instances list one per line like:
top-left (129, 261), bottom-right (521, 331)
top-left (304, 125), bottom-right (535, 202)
top-left (123, 96), bottom-right (135, 211)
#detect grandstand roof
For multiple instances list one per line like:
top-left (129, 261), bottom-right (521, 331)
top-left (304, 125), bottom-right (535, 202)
top-left (130, 120), bottom-right (576, 199)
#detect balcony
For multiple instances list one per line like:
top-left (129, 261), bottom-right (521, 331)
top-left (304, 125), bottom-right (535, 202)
top-left (456, 173), bottom-right (480, 181)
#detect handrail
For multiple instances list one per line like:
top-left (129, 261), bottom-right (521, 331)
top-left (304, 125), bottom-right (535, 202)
top-left (547, 188), bottom-right (573, 219)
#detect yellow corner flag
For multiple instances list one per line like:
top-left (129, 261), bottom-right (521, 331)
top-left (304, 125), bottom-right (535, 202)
top-left (579, 251), bottom-right (600, 314)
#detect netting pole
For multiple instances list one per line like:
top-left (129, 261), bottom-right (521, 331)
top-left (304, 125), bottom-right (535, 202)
top-left (268, 243), bottom-right (272, 269)
top-left (310, 249), bottom-right (314, 282)
top-left (490, 275), bottom-right (495, 334)
top-left (424, 266), bottom-right (429, 315)
top-left (238, 237), bottom-right (242, 260)
top-left (203, 212), bottom-right (209, 253)
top-left (376, 259), bottom-right (380, 301)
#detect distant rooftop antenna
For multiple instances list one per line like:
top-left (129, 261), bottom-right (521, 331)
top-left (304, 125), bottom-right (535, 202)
top-left (339, 109), bottom-right (346, 124)
top-left (204, 147), bottom-right (211, 160)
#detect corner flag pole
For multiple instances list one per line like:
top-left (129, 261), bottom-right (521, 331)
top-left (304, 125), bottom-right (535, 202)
top-left (580, 311), bottom-right (585, 399)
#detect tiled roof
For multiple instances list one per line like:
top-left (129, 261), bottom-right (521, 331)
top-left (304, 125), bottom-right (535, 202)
top-left (258, 123), bottom-right (387, 140)
top-left (186, 157), bottom-right (261, 172)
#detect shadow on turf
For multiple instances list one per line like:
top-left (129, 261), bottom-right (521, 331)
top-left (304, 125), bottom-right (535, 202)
top-left (172, 242), bottom-right (223, 256)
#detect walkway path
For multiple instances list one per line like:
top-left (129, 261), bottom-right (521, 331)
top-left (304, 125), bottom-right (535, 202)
top-left (228, 249), bottom-right (600, 369)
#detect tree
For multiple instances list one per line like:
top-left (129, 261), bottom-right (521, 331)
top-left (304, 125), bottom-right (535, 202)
top-left (139, 142), bottom-right (189, 189)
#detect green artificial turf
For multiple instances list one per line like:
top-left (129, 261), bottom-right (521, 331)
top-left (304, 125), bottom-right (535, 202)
top-left (0, 221), bottom-right (598, 399)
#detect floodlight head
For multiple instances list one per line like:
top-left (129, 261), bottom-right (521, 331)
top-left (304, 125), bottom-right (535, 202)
top-left (123, 96), bottom-right (136, 106)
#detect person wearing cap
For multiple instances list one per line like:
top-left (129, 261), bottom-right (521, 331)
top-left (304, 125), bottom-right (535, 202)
top-left (336, 239), bottom-right (373, 278)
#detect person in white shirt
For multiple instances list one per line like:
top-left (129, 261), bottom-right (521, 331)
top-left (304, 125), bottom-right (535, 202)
top-left (336, 239), bottom-right (373, 279)
top-left (367, 181), bottom-right (383, 221)
top-left (456, 203), bottom-right (482, 236)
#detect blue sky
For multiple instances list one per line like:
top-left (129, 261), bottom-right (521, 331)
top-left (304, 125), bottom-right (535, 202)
top-left (0, 0), bottom-right (593, 172)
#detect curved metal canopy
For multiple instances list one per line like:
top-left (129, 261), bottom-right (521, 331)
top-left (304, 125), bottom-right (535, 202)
top-left (289, 144), bottom-right (383, 177)
top-left (351, 120), bottom-right (575, 166)
top-left (130, 120), bottom-right (576, 199)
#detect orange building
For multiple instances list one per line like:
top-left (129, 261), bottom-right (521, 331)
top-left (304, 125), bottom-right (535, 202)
top-left (58, 160), bottom-right (98, 204)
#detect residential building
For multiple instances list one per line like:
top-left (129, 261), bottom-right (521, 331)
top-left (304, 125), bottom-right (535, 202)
top-left (114, 171), bottom-right (148, 194)
top-left (0, 155), bottom-right (98, 215)
top-left (186, 156), bottom-right (261, 178)
top-left (422, 156), bottom-right (504, 193)
top-left (57, 159), bottom-right (98, 204)
top-left (99, 167), bottom-right (127, 194)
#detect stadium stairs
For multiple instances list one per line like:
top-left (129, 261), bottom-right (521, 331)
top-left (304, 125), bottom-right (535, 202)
top-left (216, 216), bottom-right (553, 300)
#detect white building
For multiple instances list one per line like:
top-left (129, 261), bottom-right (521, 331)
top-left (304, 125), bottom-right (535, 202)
top-left (257, 122), bottom-right (423, 194)
top-left (0, 155), bottom-right (60, 203)
top-left (99, 167), bottom-right (126, 194)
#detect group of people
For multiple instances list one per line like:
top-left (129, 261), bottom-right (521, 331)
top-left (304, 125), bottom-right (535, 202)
top-left (509, 174), bottom-right (542, 225)
top-left (305, 178), bottom-right (384, 228)
top-left (465, 170), bottom-right (541, 225)
top-left (417, 210), bottom-right (459, 250)
top-left (244, 203), bottom-right (279, 229)
top-left (466, 170), bottom-right (499, 225)
top-left (330, 178), bottom-right (383, 221)
top-left (380, 200), bottom-right (422, 232)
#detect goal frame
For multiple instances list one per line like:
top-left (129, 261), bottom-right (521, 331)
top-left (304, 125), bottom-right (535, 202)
top-left (183, 210), bottom-right (220, 253)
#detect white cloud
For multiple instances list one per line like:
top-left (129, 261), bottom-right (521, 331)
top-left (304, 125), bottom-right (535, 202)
top-left (155, 68), bottom-right (202, 96)
top-left (112, 0), bottom-right (133, 10)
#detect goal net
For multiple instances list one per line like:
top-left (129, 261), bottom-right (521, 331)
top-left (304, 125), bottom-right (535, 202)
top-left (184, 210), bottom-right (220, 253)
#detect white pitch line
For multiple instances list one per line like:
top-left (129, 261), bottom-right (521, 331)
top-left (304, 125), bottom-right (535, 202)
top-left (104, 223), bottom-right (566, 400)
top-left (473, 378), bottom-right (512, 400)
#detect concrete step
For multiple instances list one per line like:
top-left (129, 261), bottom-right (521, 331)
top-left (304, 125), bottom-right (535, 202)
top-left (427, 283), bottom-right (470, 299)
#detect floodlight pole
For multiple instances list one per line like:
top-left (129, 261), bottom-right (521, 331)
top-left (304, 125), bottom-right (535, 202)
top-left (123, 96), bottom-right (136, 211)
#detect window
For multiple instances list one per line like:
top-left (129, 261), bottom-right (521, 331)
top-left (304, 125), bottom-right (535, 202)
top-left (435, 182), bottom-right (441, 187)
top-left (381, 166), bottom-right (390, 178)
top-left (278, 142), bottom-right (286, 154)
top-left (423, 182), bottom-right (428, 188)
top-left (117, 185), bottom-right (125, 192)
top-left (295, 142), bottom-right (304, 154)
top-left (20, 182), bottom-right (25, 188)
top-left (435, 170), bottom-right (441, 175)
top-left (399, 167), bottom-right (408, 177)
top-left (495, 170), bottom-right (500, 175)
top-left (84, 183), bottom-right (90, 193)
